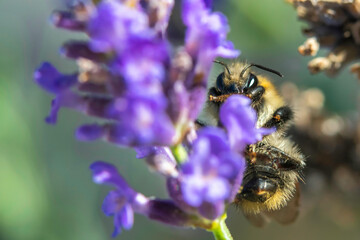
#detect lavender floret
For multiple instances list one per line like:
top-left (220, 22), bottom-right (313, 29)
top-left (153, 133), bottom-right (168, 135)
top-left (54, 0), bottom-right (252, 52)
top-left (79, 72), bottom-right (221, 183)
top-left (177, 128), bottom-right (245, 219)
top-left (220, 95), bottom-right (274, 151)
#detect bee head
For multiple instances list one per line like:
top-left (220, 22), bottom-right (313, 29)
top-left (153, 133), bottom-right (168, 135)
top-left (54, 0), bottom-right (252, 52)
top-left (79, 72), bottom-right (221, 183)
top-left (209, 61), bottom-right (283, 103)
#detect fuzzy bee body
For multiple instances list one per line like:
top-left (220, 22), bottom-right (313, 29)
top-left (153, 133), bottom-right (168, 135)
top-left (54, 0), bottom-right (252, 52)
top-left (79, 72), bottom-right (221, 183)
top-left (204, 61), bottom-right (305, 226)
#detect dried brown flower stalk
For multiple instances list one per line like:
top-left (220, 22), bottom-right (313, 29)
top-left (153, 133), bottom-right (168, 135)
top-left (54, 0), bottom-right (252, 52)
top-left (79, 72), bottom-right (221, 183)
top-left (280, 83), bottom-right (360, 226)
top-left (288, 0), bottom-right (360, 78)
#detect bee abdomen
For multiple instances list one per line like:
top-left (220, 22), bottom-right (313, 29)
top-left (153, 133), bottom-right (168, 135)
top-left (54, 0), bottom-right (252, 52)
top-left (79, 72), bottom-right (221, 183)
top-left (240, 177), bottom-right (278, 203)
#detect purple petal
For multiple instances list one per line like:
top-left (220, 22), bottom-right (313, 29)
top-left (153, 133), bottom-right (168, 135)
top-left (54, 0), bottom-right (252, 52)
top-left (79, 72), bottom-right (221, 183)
top-left (112, 213), bottom-right (122, 237)
top-left (255, 127), bottom-right (276, 140)
top-left (218, 152), bottom-right (245, 179)
top-left (220, 95), bottom-right (262, 151)
top-left (135, 146), bottom-right (160, 159)
top-left (90, 161), bottom-right (119, 184)
top-left (182, 0), bottom-right (207, 27)
top-left (88, 0), bottom-right (148, 53)
top-left (206, 12), bottom-right (228, 34)
top-left (188, 87), bottom-right (207, 120)
top-left (105, 95), bottom-right (175, 147)
top-left (194, 127), bottom-right (230, 156)
top-left (44, 92), bottom-right (85, 125)
top-left (102, 193), bottom-right (134, 237)
top-left (229, 167), bottom-right (246, 202)
top-left (204, 0), bottom-right (213, 9)
top-left (216, 41), bottom-right (241, 58)
top-left (102, 190), bottom-right (125, 216)
top-left (34, 62), bottom-right (77, 94)
top-left (45, 97), bottom-right (61, 124)
top-left (178, 125), bottom-right (245, 213)
top-left (167, 177), bottom-right (196, 213)
top-left (120, 204), bottom-right (134, 230)
top-left (181, 177), bottom-right (205, 207)
top-left (204, 178), bottom-right (230, 202)
top-left (189, 136), bottom-right (211, 163)
top-left (199, 201), bottom-right (224, 220)
top-left (90, 161), bottom-right (133, 196)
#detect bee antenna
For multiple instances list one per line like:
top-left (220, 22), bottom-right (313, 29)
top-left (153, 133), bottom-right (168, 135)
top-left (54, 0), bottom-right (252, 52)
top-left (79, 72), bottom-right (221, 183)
top-left (213, 60), bottom-right (231, 75)
top-left (240, 63), bottom-right (284, 78)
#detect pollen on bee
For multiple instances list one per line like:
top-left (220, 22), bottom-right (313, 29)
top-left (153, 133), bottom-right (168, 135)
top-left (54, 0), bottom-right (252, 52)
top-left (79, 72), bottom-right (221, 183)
top-left (209, 94), bottom-right (234, 102)
top-left (274, 115), bottom-right (281, 121)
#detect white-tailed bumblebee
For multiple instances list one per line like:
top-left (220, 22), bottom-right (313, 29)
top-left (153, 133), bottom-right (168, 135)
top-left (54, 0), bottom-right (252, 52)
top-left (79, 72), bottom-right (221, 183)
top-left (199, 61), bottom-right (306, 227)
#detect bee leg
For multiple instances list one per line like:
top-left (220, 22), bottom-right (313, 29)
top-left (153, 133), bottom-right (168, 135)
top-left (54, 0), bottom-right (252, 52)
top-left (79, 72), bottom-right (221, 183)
top-left (247, 86), bottom-right (265, 103)
top-left (262, 145), bottom-right (305, 171)
top-left (264, 106), bottom-right (293, 129)
top-left (208, 87), bottom-right (221, 97)
top-left (273, 157), bottom-right (305, 171)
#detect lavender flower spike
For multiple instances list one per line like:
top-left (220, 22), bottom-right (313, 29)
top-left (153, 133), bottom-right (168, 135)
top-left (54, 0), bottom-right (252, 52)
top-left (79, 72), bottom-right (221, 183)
top-left (36, 0), bottom-right (244, 238)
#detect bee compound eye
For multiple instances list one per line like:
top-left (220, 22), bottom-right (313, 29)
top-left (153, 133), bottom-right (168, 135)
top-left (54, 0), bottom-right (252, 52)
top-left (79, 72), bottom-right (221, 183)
top-left (216, 72), bottom-right (225, 90)
top-left (247, 73), bottom-right (258, 89)
top-left (242, 73), bottom-right (258, 93)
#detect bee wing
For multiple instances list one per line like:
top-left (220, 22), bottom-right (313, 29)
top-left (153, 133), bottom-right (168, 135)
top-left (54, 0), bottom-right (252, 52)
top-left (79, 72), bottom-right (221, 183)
top-left (242, 183), bottom-right (300, 227)
top-left (265, 183), bottom-right (301, 225)
top-left (253, 144), bottom-right (305, 171)
top-left (242, 211), bottom-right (269, 228)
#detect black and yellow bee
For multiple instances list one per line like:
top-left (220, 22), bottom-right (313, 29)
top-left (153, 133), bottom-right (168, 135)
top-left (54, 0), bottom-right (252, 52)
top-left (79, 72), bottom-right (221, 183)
top-left (199, 60), bottom-right (306, 227)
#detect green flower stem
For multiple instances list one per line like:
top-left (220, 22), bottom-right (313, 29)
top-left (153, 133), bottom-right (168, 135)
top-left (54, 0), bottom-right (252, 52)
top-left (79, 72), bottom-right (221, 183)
top-left (171, 144), bottom-right (188, 164)
top-left (211, 214), bottom-right (233, 240)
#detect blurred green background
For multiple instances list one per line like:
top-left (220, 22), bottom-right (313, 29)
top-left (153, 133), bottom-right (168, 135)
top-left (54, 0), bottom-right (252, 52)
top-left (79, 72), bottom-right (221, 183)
top-left (0, 0), bottom-right (359, 240)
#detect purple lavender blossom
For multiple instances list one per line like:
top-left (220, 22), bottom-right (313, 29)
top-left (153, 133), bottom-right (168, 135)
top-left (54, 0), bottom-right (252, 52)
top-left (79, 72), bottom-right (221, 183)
top-left (90, 161), bottom-right (141, 236)
top-left (182, 0), bottom-right (240, 79)
top-left (112, 39), bottom-right (169, 99)
top-left (34, 62), bottom-right (77, 94)
top-left (102, 190), bottom-right (134, 237)
top-left (87, 0), bottom-right (149, 53)
top-left (35, 5), bottom-right (175, 146)
top-left (220, 95), bottom-right (274, 151)
top-left (87, 0), bottom-right (170, 91)
top-left (74, 94), bottom-right (175, 146)
top-left (178, 128), bottom-right (246, 220)
top-left (34, 63), bottom-right (80, 124)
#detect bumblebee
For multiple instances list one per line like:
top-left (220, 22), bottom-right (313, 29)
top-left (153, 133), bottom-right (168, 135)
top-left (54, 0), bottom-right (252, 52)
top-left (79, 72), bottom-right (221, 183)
top-left (200, 61), bottom-right (306, 227)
